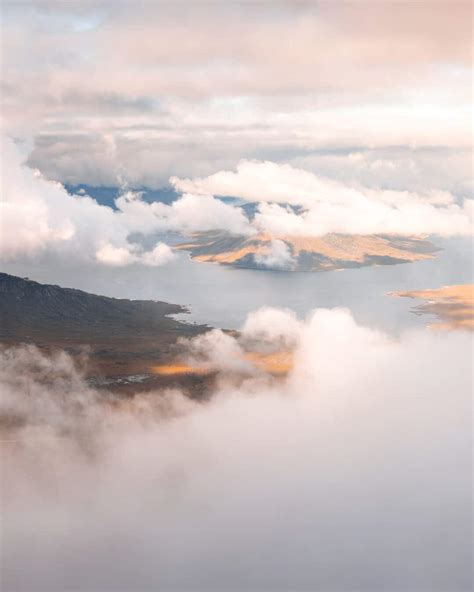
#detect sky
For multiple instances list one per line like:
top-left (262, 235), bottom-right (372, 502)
top-left (1, 0), bottom-right (472, 191)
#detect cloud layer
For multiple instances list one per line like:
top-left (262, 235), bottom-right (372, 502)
top-left (2, 135), bottom-right (472, 267)
top-left (1, 3), bottom-right (472, 266)
top-left (1, 2), bottom-right (471, 191)
top-left (0, 137), bottom-right (251, 264)
top-left (173, 160), bottom-right (474, 237)
top-left (0, 137), bottom-right (178, 266)
top-left (1, 308), bottom-right (472, 591)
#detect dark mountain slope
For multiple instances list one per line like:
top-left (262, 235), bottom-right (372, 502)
top-left (0, 273), bottom-right (191, 340)
top-left (0, 273), bottom-right (207, 386)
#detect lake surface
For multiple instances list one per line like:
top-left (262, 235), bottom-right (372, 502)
top-left (2, 237), bottom-right (472, 335)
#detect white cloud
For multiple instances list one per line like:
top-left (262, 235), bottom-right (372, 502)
top-left (0, 136), bottom-right (178, 266)
top-left (95, 242), bottom-right (135, 266)
top-left (241, 306), bottom-right (302, 349)
top-left (140, 242), bottom-right (175, 266)
top-left (254, 239), bottom-right (295, 270)
top-left (184, 329), bottom-right (254, 375)
top-left (172, 160), bottom-right (474, 237)
top-left (0, 139), bottom-right (77, 257)
top-left (172, 159), bottom-right (457, 207)
top-left (95, 240), bottom-right (175, 267)
top-left (3, 134), bottom-right (471, 270)
top-left (1, 308), bottom-right (471, 590)
top-left (5, 132), bottom-right (471, 271)
top-left (115, 191), bottom-right (252, 236)
top-left (0, 136), bottom-right (252, 265)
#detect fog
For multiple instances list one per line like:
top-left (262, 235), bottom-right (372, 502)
top-left (1, 308), bottom-right (472, 591)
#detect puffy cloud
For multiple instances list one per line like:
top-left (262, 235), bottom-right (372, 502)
top-left (3, 133), bottom-right (471, 269)
top-left (241, 306), bottom-right (302, 349)
top-left (173, 159), bottom-right (461, 207)
top-left (254, 198), bottom-right (473, 237)
top-left (95, 240), bottom-right (175, 267)
top-left (1, 308), bottom-right (472, 590)
top-left (0, 136), bottom-right (252, 264)
top-left (140, 242), bottom-right (176, 266)
top-left (95, 242), bottom-right (136, 266)
top-left (172, 160), bottom-right (474, 237)
top-left (184, 328), bottom-right (254, 375)
top-left (254, 239), bottom-right (295, 270)
top-left (0, 139), bottom-right (77, 257)
top-left (0, 136), bottom-right (177, 266)
top-left (115, 191), bottom-right (253, 236)
top-left (5, 131), bottom-right (470, 270)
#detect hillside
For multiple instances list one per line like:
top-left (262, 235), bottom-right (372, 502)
top-left (0, 273), bottom-right (208, 390)
top-left (0, 273), bottom-right (191, 341)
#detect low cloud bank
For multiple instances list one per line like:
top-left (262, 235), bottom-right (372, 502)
top-left (1, 308), bottom-right (472, 591)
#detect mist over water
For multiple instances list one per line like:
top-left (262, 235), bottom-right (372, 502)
top-left (1, 309), bottom-right (472, 591)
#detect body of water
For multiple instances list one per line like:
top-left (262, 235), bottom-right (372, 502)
top-left (2, 237), bottom-right (472, 335)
